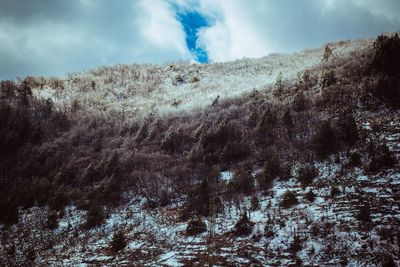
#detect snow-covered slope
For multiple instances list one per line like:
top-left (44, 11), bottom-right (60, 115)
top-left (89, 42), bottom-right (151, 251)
top-left (32, 38), bottom-right (373, 119)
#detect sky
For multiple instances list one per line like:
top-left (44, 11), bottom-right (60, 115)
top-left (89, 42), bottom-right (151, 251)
top-left (0, 0), bottom-right (399, 79)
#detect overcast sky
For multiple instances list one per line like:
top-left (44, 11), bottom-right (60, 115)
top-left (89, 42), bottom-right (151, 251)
top-left (0, 0), bottom-right (399, 79)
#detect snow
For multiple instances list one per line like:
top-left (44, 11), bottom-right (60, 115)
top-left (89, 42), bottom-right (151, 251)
top-left (31, 38), bottom-right (373, 120)
top-left (220, 171), bottom-right (234, 182)
top-left (158, 251), bottom-right (183, 267)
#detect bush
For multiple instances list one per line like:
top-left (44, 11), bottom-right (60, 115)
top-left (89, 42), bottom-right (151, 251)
top-left (381, 254), bottom-right (396, 267)
top-left (356, 204), bottom-right (371, 223)
top-left (46, 211), bottom-right (59, 230)
top-left (366, 144), bottom-right (395, 173)
top-left (0, 197), bottom-right (19, 225)
top-left (336, 113), bottom-right (358, 146)
top-left (371, 34), bottom-right (400, 77)
top-left (348, 152), bottom-right (362, 167)
top-left (330, 186), bottom-right (340, 198)
top-left (85, 200), bottom-right (104, 229)
top-left (289, 235), bottom-right (303, 254)
top-left (320, 70), bottom-right (336, 88)
top-left (305, 190), bottom-right (316, 202)
top-left (291, 92), bottom-right (309, 112)
top-left (231, 166), bottom-right (254, 195)
top-left (264, 225), bottom-right (275, 238)
top-left (281, 191), bottom-right (298, 208)
top-left (297, 165), bottom-right (318, 187)
top-left (186, 217), bottom-right (207, 236)
top-left (282, 109), bottom-right (293, 128)
top-left (110, 231), bottom-right (127, 253)
top-left (257, 171), bottom-right (275, 192)
top-left (183, 179), bottom-right (211, 218)
top-left (250, 195), bottom-right (260, 211)
top-left (313, 121), bottom-right (338, 159)
top-left (367, 34), bottom-right (400, 105)
top-left (234, 213), bottom-right (254, 236)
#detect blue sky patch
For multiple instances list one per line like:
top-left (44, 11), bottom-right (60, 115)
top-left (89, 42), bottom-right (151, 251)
top-left (175, 11), bottom-right (209, 63)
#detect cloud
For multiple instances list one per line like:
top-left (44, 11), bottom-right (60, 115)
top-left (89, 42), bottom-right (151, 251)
top-left (192, 0), bottom-right (400, 62)
top-left (0, 0), bottom-right (191, 79)
top-left (0, 0), bottom-right (399, 79)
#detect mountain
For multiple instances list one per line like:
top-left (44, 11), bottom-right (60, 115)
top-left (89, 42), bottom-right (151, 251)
top-left (0, 33), bottom-right (399, 266)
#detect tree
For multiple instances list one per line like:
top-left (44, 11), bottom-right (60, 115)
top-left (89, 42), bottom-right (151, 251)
top-left (232, 165), bottom-right (254, 195)
top-left (85, 199), bottom-right (104, 229)
top-left (297, 165), bottom-right (318, 188)
top-left (281, 191), bottom-right (298, 208)
top-left (0, 196), bottom-right (19, 225)
top-left (336, 113), bottom-right (358, 146)
top-left (250, 195), bottom-right (260, 211)
top-left (273, 72), bottom-right (284, 97)
top-left (234, 213), bottom-right (254, 236)
top-left (356, 204), bottom-right (371, 223)
top-left (282, 109), bottom-right (293, 128)
top-left (313, 121), bottom-right (337, 159)
top-left (323, 45), bottom-right (333, 62)
top-left (110, 230), bottom-right (127, 253)
top-left (186, 217), bottom-right (207, 236)
top-left (305, 190), bottom-right (316, 202)
top-left (46, 211), bottom-right (59, 230)
top-left (291, 92), bottom-right (308, 112)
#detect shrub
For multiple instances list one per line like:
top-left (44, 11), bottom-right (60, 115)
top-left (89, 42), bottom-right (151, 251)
top-left (186, 217), bottom-right (207, 236)
top-left (320, 70), bottom-right (336, 88)
top-left (381, 254), bottom-right (396, 267)
top-left (234, 213), bottom-right (254, 236)
top-left (183, 179), bottom-right (211, 218)
top-left (356, 204), bottom-right (371, 223)
top-left (250, 195), bottom-right (260, 211)
top-left (110, 231), bottom-right (127, 253)
top-left (370, 34), bottom-right (400, 77)
top-left (291, 92), bottom-right (309, 112)
top-left (257, 171), bottom-right (275, 192)
top-left (366, 144), bottom-right (395, 173)
top-left (0, 196), bottom-right (19, 225)
top-left (289, 235), bottom-right (303, 254)
top-left (305, 190), bottom-right (316, 202)
top-left (232, 166), bottom-right (254, 195)
top-left (46, 211), bottom-right (59, 230)
top-left (264, 153), bottom-right (282, 179)
top-left (159, 190), bottom-right (170, 207)
top-left (336, 113), bottom-right (358, 145)
top-left (264, 225), bottom-right (274, 238)
top-left (348, 152), bottom-right (362, 167)
top-left (273, 72), bottom-right (284, 97)
top-left (282, 109), bottom-right (293, 128)
top-left (313, 121), bottom-right (338, 159)
top-left (223, 141), bottom-right (251, 164)
top-left (281, 191), bottom-right (298, 208)
top-left (330, 186), bottom-right (340, 198)
top-left (367, 34), bottom-right (400, 105)
top-left (297, 165), bottom-right (318, 187)
top-left (85, 200), bottom-right (104, 229)
top-left (323, 45), bottom-right (333, 62)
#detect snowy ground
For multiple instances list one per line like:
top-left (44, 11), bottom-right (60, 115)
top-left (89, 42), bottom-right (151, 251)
top-left (1, 154), bottom-right (398, 266)
top-left (31, 38), bottom-right (373, 119)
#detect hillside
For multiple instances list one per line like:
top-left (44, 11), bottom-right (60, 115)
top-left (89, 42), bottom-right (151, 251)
top-left (0, 34), bottom-right (399, 266)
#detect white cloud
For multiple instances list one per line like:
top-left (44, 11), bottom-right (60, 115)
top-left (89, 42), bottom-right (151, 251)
top-left (0, 0), bottom-right (399, 79)
top-left (187, 0), bottom-right (400, 62)
top-left (0, 0), bottom-right (192, 79)
top-left (196, 0), bottom-right (270, 62)
top-left (137, 0), bottom-right (191, 58)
